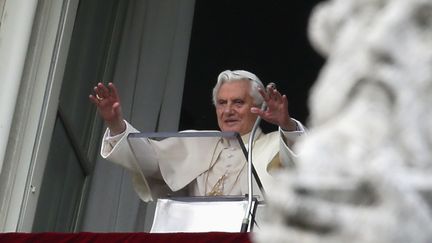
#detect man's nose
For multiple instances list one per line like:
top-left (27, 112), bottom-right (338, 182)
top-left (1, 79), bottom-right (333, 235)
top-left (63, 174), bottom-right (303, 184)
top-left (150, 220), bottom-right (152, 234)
top-left (223, 104), bottom-right (234, 114)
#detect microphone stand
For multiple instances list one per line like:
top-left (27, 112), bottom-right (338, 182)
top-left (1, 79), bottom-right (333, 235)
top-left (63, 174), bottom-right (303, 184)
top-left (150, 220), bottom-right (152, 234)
top-left (240, 101), bottom-right (267, 232)
top-left (240, 82), bottom-right (275, 232)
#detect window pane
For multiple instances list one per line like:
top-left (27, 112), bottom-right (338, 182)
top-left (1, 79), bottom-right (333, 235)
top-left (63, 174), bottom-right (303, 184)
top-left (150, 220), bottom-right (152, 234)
top-left (32, 117), bottom-right (87, 232)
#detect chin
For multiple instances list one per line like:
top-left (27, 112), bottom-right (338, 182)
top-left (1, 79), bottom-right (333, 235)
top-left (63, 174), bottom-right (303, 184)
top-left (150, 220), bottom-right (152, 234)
top-left (221, 127), bottom-right (241, 133)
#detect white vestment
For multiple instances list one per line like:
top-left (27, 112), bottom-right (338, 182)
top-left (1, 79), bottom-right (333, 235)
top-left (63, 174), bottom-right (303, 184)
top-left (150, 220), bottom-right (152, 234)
top-left (101, 120), bottom-right (305, 202)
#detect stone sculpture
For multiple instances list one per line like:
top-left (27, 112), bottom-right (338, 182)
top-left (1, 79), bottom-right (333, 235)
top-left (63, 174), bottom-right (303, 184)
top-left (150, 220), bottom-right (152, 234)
top-left (255, 0), bottom-right (432, 242)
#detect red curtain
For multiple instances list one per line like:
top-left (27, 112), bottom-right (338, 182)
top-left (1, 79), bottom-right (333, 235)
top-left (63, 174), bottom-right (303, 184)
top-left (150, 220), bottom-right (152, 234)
top-left (0, 232), bottom-right (252, 243)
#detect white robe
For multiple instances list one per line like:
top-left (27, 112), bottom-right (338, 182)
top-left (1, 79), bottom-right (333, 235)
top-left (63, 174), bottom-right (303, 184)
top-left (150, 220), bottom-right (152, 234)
top-left (101, 120), bottom-right (305, 202)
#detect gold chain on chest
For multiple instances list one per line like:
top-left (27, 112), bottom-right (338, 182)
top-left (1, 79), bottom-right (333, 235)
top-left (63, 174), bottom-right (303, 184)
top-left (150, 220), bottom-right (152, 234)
top-left (205, 140), bottom-right (247, 196)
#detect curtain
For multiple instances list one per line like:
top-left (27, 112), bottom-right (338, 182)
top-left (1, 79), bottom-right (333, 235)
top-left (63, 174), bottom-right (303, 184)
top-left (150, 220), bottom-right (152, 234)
top-left (81, 0), bottom-right (195, 231)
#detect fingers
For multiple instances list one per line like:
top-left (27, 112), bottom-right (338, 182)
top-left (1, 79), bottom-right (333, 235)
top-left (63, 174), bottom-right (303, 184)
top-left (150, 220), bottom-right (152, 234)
top-left (281, 94), bottom-right (289, 109)
top-left (107, 82), bottom-right (120, 101)
top-left (266, 83), bottom-right (278, 100)
top-left (254, 86), bottom-right (284, 113)
top-left (259, 84), bottom-right (284, 103)
top-left (89, 94), bottom-right (99, 104)
top-left (267, 86), bottom-right (283, 102)
top-left (250, 106), bottom-right (265, 116)
top-left (90, 82), bottom-right (119, 102)
top-left (91, 82), bottom-right (110, 99)
top-left (97, 82), bottom-right (110, 98)
top-left (93, 84), bottom-right (104, 102)
top-left (258, 87), bottom-right (268, 100)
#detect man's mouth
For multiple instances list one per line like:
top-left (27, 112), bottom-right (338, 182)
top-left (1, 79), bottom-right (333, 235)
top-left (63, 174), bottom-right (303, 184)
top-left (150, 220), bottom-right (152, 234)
top-left (224, 119), bottom-right (239, 125)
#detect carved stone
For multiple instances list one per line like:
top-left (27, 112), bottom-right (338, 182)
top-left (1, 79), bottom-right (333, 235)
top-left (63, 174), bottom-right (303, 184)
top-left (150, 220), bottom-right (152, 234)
top-left (255, 0), bottom-right (432, 242)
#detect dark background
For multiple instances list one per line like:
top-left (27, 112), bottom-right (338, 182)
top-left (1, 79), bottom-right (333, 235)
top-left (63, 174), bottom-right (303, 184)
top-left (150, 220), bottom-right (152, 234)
top-left (180, 0), bottom-right (325, 133)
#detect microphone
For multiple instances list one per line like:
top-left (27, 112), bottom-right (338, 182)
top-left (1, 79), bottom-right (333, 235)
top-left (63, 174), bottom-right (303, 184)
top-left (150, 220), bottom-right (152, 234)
top-left (240, 82), bottom-right (276, 232)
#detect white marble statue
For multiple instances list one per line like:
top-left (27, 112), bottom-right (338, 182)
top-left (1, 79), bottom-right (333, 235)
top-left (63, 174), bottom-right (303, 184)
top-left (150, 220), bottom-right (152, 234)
top-left (255, 0), bottom-right (432, 242)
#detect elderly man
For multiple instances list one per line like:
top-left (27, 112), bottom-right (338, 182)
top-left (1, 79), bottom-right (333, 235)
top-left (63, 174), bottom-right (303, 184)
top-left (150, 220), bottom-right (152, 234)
top-left (89, 70), bottom-right (305, 202)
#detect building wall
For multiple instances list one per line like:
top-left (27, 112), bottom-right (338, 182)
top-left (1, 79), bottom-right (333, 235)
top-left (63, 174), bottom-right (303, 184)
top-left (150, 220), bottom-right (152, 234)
top-left (0, 0), bottom-right (195, 232)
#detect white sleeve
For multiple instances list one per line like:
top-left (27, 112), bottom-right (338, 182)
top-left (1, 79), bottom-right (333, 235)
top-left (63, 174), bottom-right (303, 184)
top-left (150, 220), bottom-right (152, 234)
top-left (100, 121), bottom-right (140, 170)
top-left (279, 119), bottom-right (306, 167)
top-left (99, 120), bottom-right (158, 202)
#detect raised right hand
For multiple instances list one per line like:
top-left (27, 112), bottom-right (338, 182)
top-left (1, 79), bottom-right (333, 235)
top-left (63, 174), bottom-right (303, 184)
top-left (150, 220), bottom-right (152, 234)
top-left (89, 82), bottom-right (126, 135)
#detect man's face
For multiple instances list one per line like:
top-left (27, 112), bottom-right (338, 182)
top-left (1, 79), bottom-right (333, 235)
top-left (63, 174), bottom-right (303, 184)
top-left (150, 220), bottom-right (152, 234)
top-left (215, 80), bottom-right (258, 135)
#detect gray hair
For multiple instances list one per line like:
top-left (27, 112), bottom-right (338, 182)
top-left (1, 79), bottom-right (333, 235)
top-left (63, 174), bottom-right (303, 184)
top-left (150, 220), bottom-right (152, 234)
top-left (212, 70), bottom-right (265, 106)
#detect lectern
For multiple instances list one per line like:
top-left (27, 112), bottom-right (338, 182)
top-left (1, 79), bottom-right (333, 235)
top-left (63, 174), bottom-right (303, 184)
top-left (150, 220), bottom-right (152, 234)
top-left (127, 131), bottom-right (263, 233)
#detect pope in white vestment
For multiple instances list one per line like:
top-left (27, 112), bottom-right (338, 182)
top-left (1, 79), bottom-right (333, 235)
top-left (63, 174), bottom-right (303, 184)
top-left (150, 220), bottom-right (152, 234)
top-left (90, 70), bottom-right (306, 202)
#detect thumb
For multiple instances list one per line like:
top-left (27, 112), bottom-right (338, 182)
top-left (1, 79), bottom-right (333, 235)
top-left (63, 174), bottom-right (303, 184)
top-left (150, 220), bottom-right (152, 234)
top-left (112, 102), bottom-right (123, 117)
top-left (251, 107), bottom-right (263, 114)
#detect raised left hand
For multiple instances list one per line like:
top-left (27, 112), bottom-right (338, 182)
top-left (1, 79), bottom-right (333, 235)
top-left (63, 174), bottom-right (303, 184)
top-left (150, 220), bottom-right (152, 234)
top-left (251, 83), bottom-right (296, 131)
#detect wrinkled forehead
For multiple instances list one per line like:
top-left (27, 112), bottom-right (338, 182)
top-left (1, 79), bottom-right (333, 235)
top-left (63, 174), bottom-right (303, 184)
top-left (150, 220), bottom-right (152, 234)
top-left (217, 80), bottom-right (252, 96)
